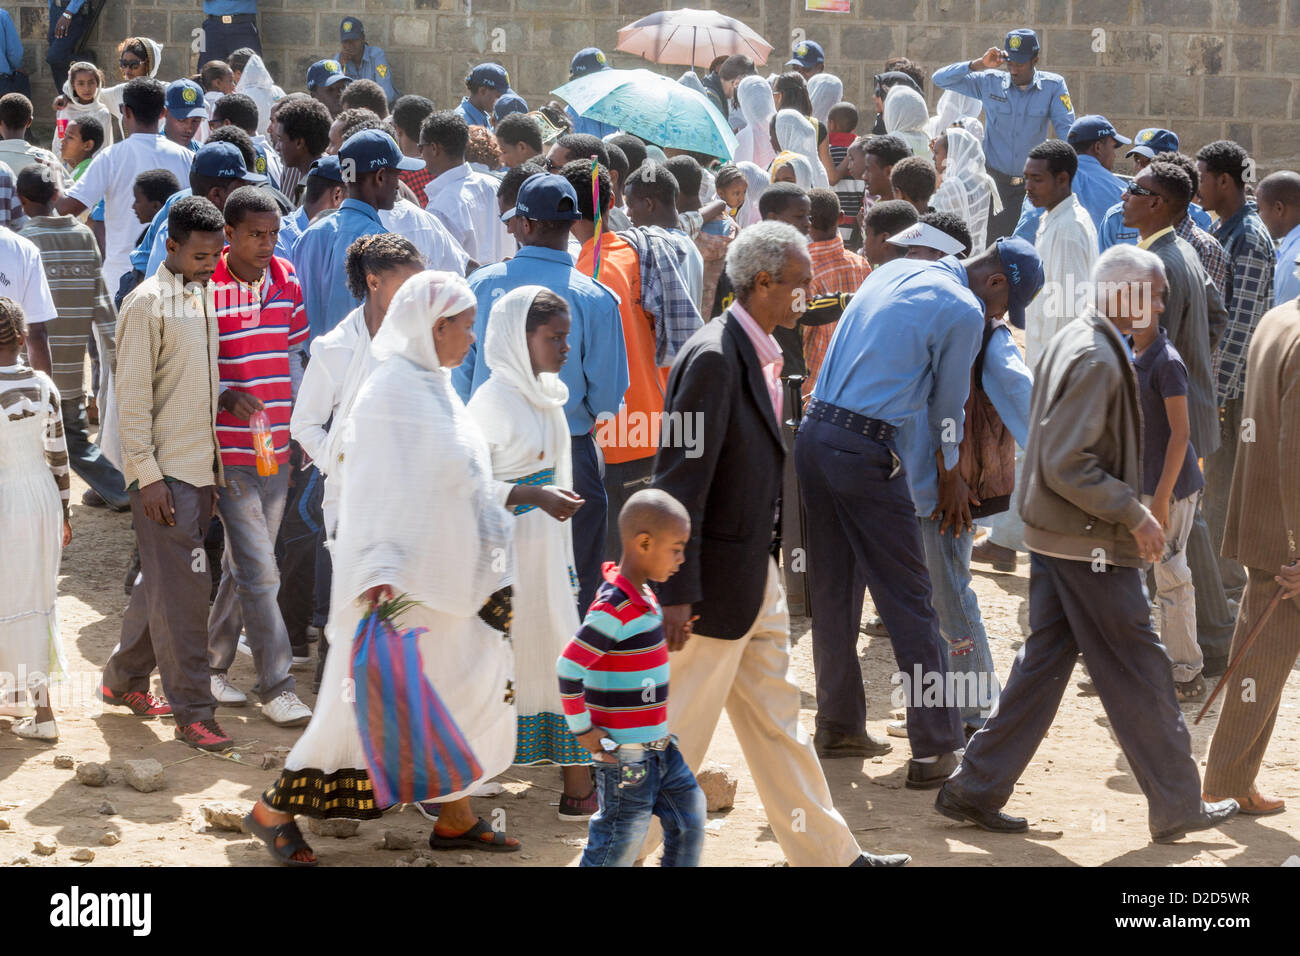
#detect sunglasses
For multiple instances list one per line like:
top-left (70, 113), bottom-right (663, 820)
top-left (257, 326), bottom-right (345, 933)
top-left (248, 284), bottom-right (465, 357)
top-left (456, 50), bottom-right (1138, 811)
top-left (1125, 180), bottom-right (1158, 198)
top-left (120, 58), bottom-right (144, 69)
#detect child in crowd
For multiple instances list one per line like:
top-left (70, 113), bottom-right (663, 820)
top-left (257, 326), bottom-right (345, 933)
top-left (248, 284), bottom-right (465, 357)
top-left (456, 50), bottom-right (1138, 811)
top-left (468, 286), bottom-right (592, 819)
top-left (0, 298), bottom-right (71, 741)
top-left (131, 169), bottom-right (181, 246)
top-left (890, 155), bottom-right (937, 215)
top-left (54, 62), bottom-right (112, 156)
top-left (1131, 290), bottom-right (1206, 702)
top-left (701, 162), bottom-right (744, 237)
top-left (59, 115), bottom-right (104, 183)
top-left (827, 103), bottom-right (864, 244)
top-left (558, 488), bottom-right (705, 867)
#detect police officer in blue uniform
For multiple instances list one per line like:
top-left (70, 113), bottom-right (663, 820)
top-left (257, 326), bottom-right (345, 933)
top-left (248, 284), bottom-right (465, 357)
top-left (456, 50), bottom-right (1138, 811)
top-left (1097, 128), bottom-right (1214, 251)
top-left (565, 49), bottom-right (619, 139)
top-left (786, 40), bottom-right (825, 81)
top-left (338, 17), bottom-right (398, 105)
top-left (1011, 115), bottom-right (1130, 241)
top-left (199, 1), bottom-right (262, 70)
top-left (933, 29), bottom-right (1075, 247)
top-left (454, 64), bottom-right (509, 130)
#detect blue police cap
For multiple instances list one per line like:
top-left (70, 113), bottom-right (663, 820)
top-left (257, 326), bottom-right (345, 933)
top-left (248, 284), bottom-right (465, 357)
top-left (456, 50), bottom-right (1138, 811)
top-left (340, 17), bottom-right (364, 42)
top-left (494, 92), bottom-right (529, 121)
top-left (306, 154), bottom-right (345, 183)
top-left (339, 129), bottom-right (425, 173)
top-left (1127, 128), bottom-right (1180, 161)
top-left (570, 48), bottom-right (611, 79)
top-left (786, 40), bottom-right (825, 69)
top-left (307, 59), bottom-right (351, 91)
top-left (193, 141), bottom-right (267, 183)
top-left (466, 63), bottom-right (510, 93)
top-left (995, 236), bottom-right (1045, 330)
top-left (1067, 115), bottom-right (1132, 147)
top-left (501, 173), bottom-right (580, 222)
top-left (1004, 29), bottom-right (1040, 63)
top-left (165, 79), bottom-right (208, 120)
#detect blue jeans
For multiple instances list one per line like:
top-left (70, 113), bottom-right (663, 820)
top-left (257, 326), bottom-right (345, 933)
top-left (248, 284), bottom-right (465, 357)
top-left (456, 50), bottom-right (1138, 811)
top-left (581, 742), bottom-right (705, 867)
top-left (206, 465), bottom-right (295, 702)
top-left (918, 517), bottom-right (1000, 730)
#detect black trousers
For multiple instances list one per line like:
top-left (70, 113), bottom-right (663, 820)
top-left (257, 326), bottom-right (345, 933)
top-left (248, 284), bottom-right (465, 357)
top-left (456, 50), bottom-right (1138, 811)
top-left (274, 457), bottom-right (322, 651)
top-left (603, 455), bottom-right (654, 560)
top-left (570, 432), bottom-right (607, 617)
top-left (794, 417), bottom-right (965, 758)
top-left (948, 553), bottom-right (1204, 834)
top-left (198, 14), bottom-right (262, 69)
top-left (985, 165), bottom-right (1026, 247)
top-left (46, 0), bottom-right (93, 91)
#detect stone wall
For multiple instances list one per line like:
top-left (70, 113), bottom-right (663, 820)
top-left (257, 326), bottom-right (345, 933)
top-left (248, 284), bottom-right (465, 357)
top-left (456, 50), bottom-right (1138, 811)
top-left (9, 0), bottom-right (1300, 169)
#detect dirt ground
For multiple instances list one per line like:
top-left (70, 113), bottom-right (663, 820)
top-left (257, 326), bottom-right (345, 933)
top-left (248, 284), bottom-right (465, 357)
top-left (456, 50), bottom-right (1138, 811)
top-left (3, 469), bottom-right (1299, 868)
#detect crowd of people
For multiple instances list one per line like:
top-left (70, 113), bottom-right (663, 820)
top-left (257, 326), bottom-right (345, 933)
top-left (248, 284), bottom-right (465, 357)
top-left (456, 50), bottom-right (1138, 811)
top-left (1, 9), bottom-right (1299, 867)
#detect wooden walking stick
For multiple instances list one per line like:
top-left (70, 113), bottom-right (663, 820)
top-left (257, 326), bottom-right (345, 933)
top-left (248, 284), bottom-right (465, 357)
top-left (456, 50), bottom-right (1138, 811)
top-left (1194, 588), bottom-right (1286, 725)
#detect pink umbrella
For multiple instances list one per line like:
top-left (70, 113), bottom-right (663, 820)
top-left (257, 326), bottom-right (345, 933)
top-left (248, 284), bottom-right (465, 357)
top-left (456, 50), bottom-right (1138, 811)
top-left (616, 8), bottom-right (773, 71)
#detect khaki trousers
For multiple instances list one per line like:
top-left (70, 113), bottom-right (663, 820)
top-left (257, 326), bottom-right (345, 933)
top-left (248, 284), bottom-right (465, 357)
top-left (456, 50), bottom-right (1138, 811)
top-left (1203, 566), bottom-right (1300, 796)
top-left (640, 559), bottom-right (861, 866)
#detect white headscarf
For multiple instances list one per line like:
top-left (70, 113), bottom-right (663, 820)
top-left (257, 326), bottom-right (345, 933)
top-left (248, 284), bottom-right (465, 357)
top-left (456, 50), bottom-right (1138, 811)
top-left (371, 270), bottom-right (477, 373)
top-left (56, 64), bottom-right (114, 152)
top-left (234, 54), bottom-right (283, 138)
top-left (774, 109), bottom-right (828, 187)
top-left (807, 73), bottom-right (843, 126)
top-left (771, 152), bottom-right (814, 190)
top-left (475, 285), bottom-right (572, 491)
top-left (335, 269), bottom-right (512, 617)
top-left (926, 89), bottom-right (984, 142)
top-left (734, 76), bottom-right (776, 170)
top-left (943, 126), bottom-right (1001, 255)
top-left (884, 85), bottom-right (932, 159)
top-left (736, 160), bottom-right (770, 228)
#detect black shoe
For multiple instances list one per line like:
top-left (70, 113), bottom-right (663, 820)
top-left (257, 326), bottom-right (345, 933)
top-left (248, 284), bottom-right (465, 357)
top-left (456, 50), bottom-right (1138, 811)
top-left (905, 751), bottom-right (959, 789)
top-left (1201, 655), bottom-right (1229, 678)
top-left (850, 850), bottom-right (911, 867)
top-left (814, 728), bottom-right (893, 759)
top-left (1150, 798), bottom-right (1239, 844)
top-left (934, 784), bottom-right (1029, 833)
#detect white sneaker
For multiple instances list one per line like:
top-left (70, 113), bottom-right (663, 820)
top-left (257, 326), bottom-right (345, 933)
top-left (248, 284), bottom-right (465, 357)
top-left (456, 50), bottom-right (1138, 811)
top-left (210, 674), bottom-right (248, 706)
top-left (12, 717), bottom-right (58, 741)
top-left (263, 691), bottom-right (312, 727)
top-left (236, 633), bottom-right (252, 657)
top-left (886, 719), bottom-right (909, 738)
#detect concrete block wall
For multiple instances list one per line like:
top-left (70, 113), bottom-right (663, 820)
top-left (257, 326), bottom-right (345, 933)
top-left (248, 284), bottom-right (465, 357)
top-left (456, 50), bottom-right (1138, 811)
top-left (7, 0), bottom-right (1299, 169)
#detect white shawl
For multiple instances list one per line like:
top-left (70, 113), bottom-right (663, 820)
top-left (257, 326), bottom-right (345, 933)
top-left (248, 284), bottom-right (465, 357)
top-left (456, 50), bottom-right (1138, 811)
top-left (733, 76), bottom-right (776, 170)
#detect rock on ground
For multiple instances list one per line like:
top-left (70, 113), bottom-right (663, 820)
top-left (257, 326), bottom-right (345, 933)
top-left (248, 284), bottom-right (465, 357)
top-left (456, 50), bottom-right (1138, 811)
top-left (124, 759), bottom-right (164, 793)
top-left (97, 801), bottom-right (116, 815)
top-left (695, 761), bottom-right (738, 812)
top-left (308, 818), bottom-right (360, 838)
top-left (33, 838), bottom-right (57, 856)
top-left (75, 762), bottom-right (108, 787)
top-left (197, 802), bottom-right (246, 832)
top-left (99, 833), bottom-right (120, 846)
top-left (70, 848), bottom-right (95, 862)
top-left (53, 754), bottom-right (74, 769)
top-left (380, 829), bottom-right (413, 850)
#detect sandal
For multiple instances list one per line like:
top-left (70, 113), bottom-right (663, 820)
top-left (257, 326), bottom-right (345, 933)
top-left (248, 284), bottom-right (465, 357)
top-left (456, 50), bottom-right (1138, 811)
top-left (428, 817), bottom-right (521, 853)
top-left (242, 810), bottom-right (319, 867)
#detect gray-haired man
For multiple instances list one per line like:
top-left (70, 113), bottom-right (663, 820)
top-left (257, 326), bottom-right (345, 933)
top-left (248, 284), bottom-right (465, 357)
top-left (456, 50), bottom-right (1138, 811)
top-left (936, 246), bottom-right (1239, 844)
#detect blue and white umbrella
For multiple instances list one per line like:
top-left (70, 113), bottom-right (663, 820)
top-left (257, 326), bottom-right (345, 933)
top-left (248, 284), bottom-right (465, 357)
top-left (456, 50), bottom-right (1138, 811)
top-left (552, 68), bottom-right (738, 160)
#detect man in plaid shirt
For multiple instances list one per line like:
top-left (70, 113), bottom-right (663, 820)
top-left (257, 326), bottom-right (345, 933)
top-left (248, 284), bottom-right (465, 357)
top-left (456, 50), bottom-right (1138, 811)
top-left (1197, 140), bottom-right (1276, 604)
top-left (1155, 153), bottom-right (1228, 296)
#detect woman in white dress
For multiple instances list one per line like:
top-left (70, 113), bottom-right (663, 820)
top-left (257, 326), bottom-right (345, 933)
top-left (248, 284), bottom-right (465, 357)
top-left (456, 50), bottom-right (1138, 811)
top-left (246, 271), bottom-right (520, 865)
top-left (940, 127), bottom-right (1002, 257)
top-left (467, 287), bottom-right (593, 820)
top-left (0, 299), bottom-right (71, 741)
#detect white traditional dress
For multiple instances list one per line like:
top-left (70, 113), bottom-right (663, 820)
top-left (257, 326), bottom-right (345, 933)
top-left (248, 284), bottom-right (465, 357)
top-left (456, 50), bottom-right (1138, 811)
top-left (468, 286), bottom-right (588, 768)
top-left (0, 367), bottom-right (69, 691)
top-left (263, 272), bottom-right (516, 818)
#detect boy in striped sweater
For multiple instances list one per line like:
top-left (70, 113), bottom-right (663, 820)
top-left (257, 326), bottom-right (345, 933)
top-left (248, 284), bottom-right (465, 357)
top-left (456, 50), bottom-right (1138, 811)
top-left (558, 488), bottom-right (706, 867)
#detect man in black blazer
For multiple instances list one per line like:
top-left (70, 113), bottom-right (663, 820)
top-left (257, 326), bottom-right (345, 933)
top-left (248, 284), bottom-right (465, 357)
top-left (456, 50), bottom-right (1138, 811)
top-left (642, 221), bottom-right (910, 867)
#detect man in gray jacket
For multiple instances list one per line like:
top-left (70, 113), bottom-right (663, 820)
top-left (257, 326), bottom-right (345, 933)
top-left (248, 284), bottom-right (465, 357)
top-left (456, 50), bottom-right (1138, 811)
top-left (1124, 161), bottom-right (1236, 672)
top-left (934, 246), bottom-right (1239, 845)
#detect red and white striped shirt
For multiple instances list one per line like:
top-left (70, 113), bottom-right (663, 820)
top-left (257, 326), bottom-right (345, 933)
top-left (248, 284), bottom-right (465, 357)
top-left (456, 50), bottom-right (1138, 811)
top-left (211, 253), bottom-right (308, 468)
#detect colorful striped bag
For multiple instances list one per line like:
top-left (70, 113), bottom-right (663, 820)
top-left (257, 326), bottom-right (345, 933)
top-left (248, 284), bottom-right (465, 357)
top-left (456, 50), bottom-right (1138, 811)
top-left (350, 597), bottom-right (483, 808)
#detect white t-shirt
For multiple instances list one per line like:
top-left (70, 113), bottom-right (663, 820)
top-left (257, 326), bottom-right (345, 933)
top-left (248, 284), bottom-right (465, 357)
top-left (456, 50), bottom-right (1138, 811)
top-left (424, 163), bottom-right (514, 265)
top-left (0, 229), bottom-right (58, 325)
top-left (380, 198), bottom-right (471, 275)
top-left (67, 132), bottom-right (195, 287)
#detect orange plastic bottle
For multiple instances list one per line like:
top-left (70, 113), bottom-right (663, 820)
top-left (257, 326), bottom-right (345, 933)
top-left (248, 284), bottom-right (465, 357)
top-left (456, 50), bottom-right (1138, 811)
top-left (251, 409), bottom-right (278, 476)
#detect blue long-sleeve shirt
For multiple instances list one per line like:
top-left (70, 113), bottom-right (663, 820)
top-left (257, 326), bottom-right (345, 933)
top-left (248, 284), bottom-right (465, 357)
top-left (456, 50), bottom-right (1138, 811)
top-left (275, 206), bottom-right (308, 263)
top-left (1097, 199), bottom-right (1214, 252)
top-left (1011, 154), bottom-right (1127, 242)
top-left (343, 46), bottom-right (398, 103)
top-left (565, 105), bottom-right (619, 140)
top-left (454, 245), bottom-right (629, 437)
top-left (0, 11), bottom-right (23, 75)
top-left (50, 1), bottom-right (88, 17)
top-left (293, 198), bottom-right (386, 340)
top-left (812, 256), bottom-right (985, 471)
top-left (932, 60), bottom-right (1075, 177)
top-left (453, 97), bottom-right (492, 130)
